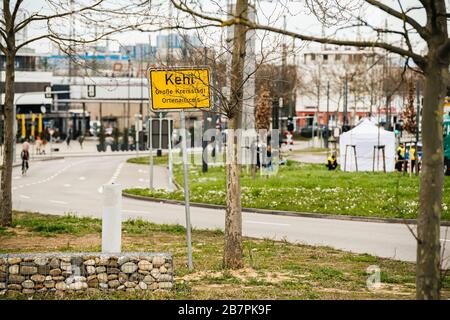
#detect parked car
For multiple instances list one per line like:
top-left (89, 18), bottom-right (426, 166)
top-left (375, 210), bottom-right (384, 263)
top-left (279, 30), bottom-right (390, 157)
top-left (298, 125), bottom-right (325, 138)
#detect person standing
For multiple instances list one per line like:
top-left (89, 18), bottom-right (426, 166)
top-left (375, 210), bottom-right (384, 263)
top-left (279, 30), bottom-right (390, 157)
top-left (410, 145), bottom-right (417, 173)
top-left (78, 135), bottom-right (85, 150)
top-left (21, 139), bottom-right (30, 175)
top-left (66, 128), bottom-right (72, 148)
top-left (396, 143), bottom-right (406, 171)
top-left (35, 136), bottom-right (42, 155)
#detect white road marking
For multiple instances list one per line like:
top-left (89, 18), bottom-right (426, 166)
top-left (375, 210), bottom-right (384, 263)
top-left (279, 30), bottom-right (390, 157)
top-left (19, 195), bottom-right (30, 199)
top-left (63, 184), bottom-right (71, 187)
top-left (245, 220), bottom-right (290, 227)
top-left (13, 176), bottom-right (21, 180)
top-left (123, 209), bottom-right (150, 214)
top-left (50, 200), bottom-right (68, 205)
top-left (79, 177), bottom-right (86, 180)
top-left (441, 239), bottom-right (450, 242)
top-left (12, 159), bottom-right (88, 190)
top-left (99, 162), bottom-right (125, 193)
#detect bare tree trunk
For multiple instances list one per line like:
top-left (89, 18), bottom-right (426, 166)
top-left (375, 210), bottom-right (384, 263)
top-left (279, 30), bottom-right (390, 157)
top-left (416, 58), bottom-right (449, 300)
top-left (224, 117), bottom-right (243, 268)
top-left (223, 0), bottom-right (248, 269)
top-left (1, 51), bottom-right (15, 227)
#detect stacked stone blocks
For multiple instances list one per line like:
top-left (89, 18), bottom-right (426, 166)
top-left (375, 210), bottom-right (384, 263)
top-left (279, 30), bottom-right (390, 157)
top-left (0, 253), bottom-right (173, 295)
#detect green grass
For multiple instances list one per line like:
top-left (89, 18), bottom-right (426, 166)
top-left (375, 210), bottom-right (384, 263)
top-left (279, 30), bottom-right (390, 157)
top-left (1, 212), bottom-right (221, 241)
top-left (2, 211), bottom-right (449, 300)
top-left (0, 226), bottom-right (15, 237)
top-left (127, 155), bottom-right (169, 166)
top-left (12, 212), bottom-right (101, 236)
top-left (124, 158), bottom-right (450, 221)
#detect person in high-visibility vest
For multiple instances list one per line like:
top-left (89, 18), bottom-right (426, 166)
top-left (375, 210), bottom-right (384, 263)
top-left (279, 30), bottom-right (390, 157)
top-left (326, 153), bottom-right (338, 170)
top-left (396, 143), bottom-right (406, 171)
top-left (410, 146), bottom-right (417, 173)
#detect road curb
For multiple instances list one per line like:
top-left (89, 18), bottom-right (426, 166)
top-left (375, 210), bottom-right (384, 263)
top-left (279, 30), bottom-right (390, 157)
top-left (122, 192), bottom-right (450, 226)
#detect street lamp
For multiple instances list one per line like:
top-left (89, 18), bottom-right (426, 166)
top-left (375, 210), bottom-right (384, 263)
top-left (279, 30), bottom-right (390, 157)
top-left (127, 49), bottom-right (131, 129)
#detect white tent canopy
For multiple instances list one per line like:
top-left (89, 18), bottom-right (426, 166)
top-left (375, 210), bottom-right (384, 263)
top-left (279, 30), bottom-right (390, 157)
top-left (339, 118), bottom-right (396, 172)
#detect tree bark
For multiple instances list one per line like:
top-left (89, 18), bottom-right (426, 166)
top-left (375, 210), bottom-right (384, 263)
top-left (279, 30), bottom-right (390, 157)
top-left (416, 56), bottom-right (449, 300)
top-left (1, 50), bottom-right (15, 227)
top-left (224, 117), bottom-right (243, 268)
top-left (223, 0), bottom-right (248, 269)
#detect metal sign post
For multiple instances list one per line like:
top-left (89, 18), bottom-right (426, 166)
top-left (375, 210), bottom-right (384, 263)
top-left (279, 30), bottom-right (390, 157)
top-left (158, 113), bottom-right (163, 156)
top-left (49, 129), bottom-right (54, 158)
top-left (180, 110), bottom-right (193, 271)
top-left (148, 117), bottom-right (154, 191)
top-left (135, 114), bottom-right (140, 157)
top-left (147, 66), bottom-right (212, 273)
top-left (168, 119), bottom-right (174, 192)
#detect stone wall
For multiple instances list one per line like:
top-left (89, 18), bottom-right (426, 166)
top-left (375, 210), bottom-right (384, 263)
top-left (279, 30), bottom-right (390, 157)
top-left (0, 252), bottom-right (173, 295)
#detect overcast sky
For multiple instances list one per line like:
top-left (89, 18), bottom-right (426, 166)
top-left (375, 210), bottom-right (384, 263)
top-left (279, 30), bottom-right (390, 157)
top-left (9, 0), bottom-right (445, 57)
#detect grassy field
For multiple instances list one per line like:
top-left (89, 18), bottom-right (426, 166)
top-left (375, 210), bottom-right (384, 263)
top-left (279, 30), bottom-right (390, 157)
top-left (2, 211), bottom-right (449, 300)
top-left (125, 156), bottom-right (450, 221)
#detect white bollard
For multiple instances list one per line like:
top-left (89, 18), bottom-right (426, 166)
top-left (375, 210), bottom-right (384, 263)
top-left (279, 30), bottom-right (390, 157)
top-left (102, 184), bottom-right (122, 253)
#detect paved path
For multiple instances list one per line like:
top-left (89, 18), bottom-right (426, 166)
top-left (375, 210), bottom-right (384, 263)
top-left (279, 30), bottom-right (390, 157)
top-left (4, 139), bottom-right (150, 165)
top-left (11, 155), bottom-right (450, 267)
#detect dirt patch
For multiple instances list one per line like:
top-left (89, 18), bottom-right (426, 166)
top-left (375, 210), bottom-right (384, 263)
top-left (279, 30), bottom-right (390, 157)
top-left (0, 232), bottom-right (101, 252)
top-left (181, 267), bottom-right (297, 284)
top-left (0, 232), bottom-right (163, 252)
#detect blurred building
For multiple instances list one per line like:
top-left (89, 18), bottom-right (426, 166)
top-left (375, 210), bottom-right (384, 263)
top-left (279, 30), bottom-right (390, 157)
top-left (295, 46), bottom-right (406, 131)
top-left (1, 32), bottom-right (208, 141)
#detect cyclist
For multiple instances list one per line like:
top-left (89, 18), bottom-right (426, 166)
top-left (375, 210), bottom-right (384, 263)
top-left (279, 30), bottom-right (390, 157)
top-left (21, 139), bottom-right (30, 175)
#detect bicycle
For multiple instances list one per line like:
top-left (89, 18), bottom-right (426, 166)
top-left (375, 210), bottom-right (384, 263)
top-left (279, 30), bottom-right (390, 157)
top-left (21, 150), bottom-right (29, 176)
top-left (21, 159), bottom-right (29, 176)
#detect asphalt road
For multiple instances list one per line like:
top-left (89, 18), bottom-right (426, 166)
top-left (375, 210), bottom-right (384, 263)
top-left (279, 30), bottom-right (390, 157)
top-left (11, 155), bottom-right (450, 267)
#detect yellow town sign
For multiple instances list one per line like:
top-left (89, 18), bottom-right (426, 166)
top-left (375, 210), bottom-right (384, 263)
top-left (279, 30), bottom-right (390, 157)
top-left (148, 68), bottom-right (211, 112)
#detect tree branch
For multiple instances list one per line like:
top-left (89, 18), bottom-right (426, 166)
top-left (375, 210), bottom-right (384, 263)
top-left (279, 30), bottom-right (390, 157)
top-left (364, 0), bottom-right (429, 40)
top-left (14, 0), bottom-right (104, 34)
top-left (11, 0), bottom-right (24, 23)
top-left (0, 28), bottom-right (7, 43)
top-left (170, 0), bottom-right (427, 70)
top-left (0, 42), bottom-right (6, 55)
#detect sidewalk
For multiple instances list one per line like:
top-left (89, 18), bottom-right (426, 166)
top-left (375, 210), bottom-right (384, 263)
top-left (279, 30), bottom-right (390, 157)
top-left (2, 137), bottom-right (330, 165)
top-left (285, 138), bottom-right (329, 164)
top-left (4, 139), bottom-right (151, 164)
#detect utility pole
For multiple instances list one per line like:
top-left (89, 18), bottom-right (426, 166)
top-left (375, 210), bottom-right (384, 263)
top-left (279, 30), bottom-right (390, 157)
top-left (127, 50), bottom-right (131, 129)
top-left (325, 81), bottom-right (330, 148)
top-left (140, 46), bottom-right (144, 116)
top-left (202, 46), bottom-right (208, 173)
top-left (416, 81), bottom-right (420, 175)
top-left (370, 73), bottom-right (374, 117)
top-left (282, 14), bottom-right (287, 116)
top-left (343, 77), bottom-right (348, 131)
top-left (68, 0), bottom-right (74, 83)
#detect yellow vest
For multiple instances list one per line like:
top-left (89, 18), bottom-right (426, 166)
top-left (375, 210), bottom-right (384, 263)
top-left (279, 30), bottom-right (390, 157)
top-left (410, 148), bottom-right (416, 161)
top-left (397, 146), bottom-right (405, 158)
